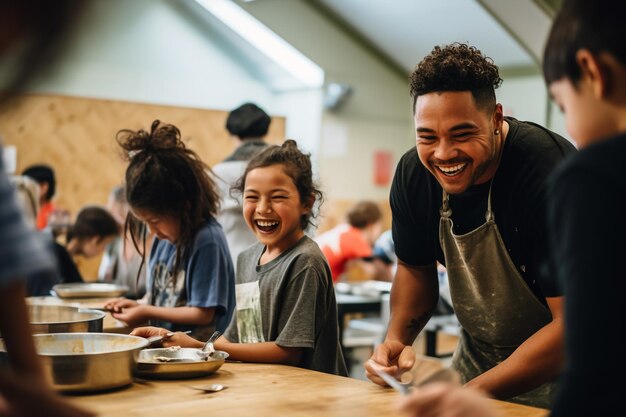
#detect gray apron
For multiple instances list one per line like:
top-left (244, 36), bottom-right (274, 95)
top-left (439, 186), bottom-right (557, 408)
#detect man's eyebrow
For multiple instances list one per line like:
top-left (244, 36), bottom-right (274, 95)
top-left (416, 122), bottom-right (479, 134)
top-left (449, 122), bottom-right (479, 131)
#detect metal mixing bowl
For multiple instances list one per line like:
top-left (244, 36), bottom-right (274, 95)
top-left (33, 333), bottom-right (149, 392)
top-left (28, 304), bottom-right (105, 334)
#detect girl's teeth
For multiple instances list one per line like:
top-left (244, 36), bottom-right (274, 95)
top-left (257, 220), bottom-right (278, 227)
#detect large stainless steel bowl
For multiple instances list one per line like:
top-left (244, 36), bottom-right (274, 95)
top-left (33, 333), bottom-right (149, 392)
top-left (28, 304), bottom-right (105, 334)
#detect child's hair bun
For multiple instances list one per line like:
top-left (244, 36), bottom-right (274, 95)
top-left (117, 120), bottom-right (185, 160)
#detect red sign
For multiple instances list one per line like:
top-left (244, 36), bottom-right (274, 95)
top-left (373, 150), bottom-right (393, 186)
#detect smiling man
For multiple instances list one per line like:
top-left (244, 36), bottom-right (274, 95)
top-left (365, 43), bottom-right (576, 408)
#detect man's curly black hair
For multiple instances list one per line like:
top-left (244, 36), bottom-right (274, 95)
top-left (409, 43), bottom-right (503, 113)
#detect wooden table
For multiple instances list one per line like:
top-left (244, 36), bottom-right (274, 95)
top-left (27, 296), bottom-right (130, 333)
top-left (67, 362), bottom-right (548, 417)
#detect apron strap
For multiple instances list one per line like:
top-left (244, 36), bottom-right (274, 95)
top-left (440, 191), bottom-right (452, 218)
top-left (441, 181), bottom-right (495, 221)
top-left (485, 180), bottom-right (495, 222)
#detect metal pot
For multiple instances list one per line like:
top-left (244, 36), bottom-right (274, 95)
top-left (32, 333), bottom-right (149, 392)
top-left (28, 304), bottom-right (105, 334)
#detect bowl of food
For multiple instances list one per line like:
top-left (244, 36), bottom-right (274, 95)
top-left (136, 347), bottom-right (229, 379)
top-left (28, 304), bottom-right (105, 334)
top-left (30, 333), bottom-right (149, 392)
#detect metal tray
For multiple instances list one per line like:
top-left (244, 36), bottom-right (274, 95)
top-left (51, 283), bottom-right (129, 299)
top-left (136, 348), bottom-right (229, 379)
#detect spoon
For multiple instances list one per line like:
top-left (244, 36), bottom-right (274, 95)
top-left (197, 330), bottom-right (221, 359)
top-left (187, 384), bottom-right (226, 393)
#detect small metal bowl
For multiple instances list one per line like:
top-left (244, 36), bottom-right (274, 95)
top-left (136, 348), bottom-right (229, 379)
top-left (28, 304), bottom-right (104, 334)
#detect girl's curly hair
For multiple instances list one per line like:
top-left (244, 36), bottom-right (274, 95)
top-left (409, 43), bottom-right (503, 112)
top-left (117, 120), bottom-right (220, 278)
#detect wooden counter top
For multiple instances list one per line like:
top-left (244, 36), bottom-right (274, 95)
top-left (68, 362), bottom-right (548, 417)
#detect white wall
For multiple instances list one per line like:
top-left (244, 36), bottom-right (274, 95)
top-left (23, 0), bottom-right (276, 117)
top-left (498, 75), bottom-right (548, 123)
top-left (236, 0), bottom-right (415, 202)
top-left (498, 73), bottom-right (574, 145)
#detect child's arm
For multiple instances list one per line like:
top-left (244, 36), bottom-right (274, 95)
top-left (215, 336), bottom-right (303, 366)
top-left (112, 305), bottom-right (215, 328)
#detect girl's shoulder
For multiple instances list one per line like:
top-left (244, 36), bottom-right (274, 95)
top-left (193, 219), bottom-right (228, 244)
top-left (282, 237), bottom-right (329, 270)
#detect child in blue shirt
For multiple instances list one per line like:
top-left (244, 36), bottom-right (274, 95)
top-left (105, 120), bottom-right (235, 340)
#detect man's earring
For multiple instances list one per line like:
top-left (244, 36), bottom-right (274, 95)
top-left (494, 129), bottom-right (500, 135)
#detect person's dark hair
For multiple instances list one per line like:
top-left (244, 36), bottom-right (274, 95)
top-left (117, 120), bottom-right (220, 275)
top-left (233, 139), bottom-right (322, 230)
top-left (347, 201), bottom-right (382, 229)
top-left (66, 206), bottom-right (120, 243)
top-left (21, 164), bottom-right (56, 201)
top-left (409, 42), bottom-right (502, 113)
top-left (226, 103), bottom-right (271, 140)
top-left (543, 0), bottom-right (626, 86)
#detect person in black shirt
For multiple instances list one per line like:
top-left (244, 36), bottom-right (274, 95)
top-left (365, 43), bottom-right (575, 408)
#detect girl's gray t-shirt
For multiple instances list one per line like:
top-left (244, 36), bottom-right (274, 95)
top-left (224, 236), bottom-right (347, 376)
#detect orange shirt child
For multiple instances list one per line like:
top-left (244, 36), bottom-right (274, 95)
top-left (316, 224), bottom-right (373, 282)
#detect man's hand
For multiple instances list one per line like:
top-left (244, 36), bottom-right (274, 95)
top-left (364, 340), bottom-right (415, 386)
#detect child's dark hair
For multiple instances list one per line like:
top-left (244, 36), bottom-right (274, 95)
top-left (409, 42), bottom-right (502, 113)
top-left (233, 139), bottom-right (322, 230)
top-left (347, 201), bottom-right (382, 229)
top-left (67, 206), bottom-right (120, 243)
top-left (21, 164), bottom-right (56, 201)
top-left (543, 0), bottom-right (626, 86)
top-left (117, 120), bottom-right (220, 275)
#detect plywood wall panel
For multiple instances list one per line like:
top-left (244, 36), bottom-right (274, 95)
top-left (0, 93), bottom-right (286, 217)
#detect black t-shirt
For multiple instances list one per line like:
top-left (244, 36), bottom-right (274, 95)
top-left (546, 133), bottom-right (626, 417)
top-left (390, 117), bottom-right (576, 300)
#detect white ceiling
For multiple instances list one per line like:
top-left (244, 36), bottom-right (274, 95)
top-left (313, 0), bottom-right (535, 74)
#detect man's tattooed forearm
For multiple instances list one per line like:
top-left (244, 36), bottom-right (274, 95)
top-left (406, 311), bottom-right (431, 339)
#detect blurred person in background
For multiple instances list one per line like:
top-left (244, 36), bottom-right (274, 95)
top-left (213, 102), bottom-right (271, 269)
top-left (0, 1), bottom-right (94, 415)
top-left (315, 200), bottom-right (384, 282)
top-left (98, 185), bottom-right (148, 299)
top-left (21, 164), bottom-right (57, 230)
top-left (59, 205), bottom-right (120, 283)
